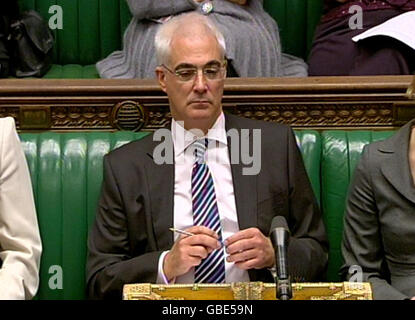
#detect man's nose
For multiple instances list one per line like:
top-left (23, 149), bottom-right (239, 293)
top-left (193, 69), bottom-right (208, 92)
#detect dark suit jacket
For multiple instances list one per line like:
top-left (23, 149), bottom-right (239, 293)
top-left (341, 119), bottom-right (415, 300)
top-left (86, 113), bottom-right (328, 299)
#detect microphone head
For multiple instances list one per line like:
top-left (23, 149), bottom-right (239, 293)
top-left (269, 215), bottom-right (291, 286)
top-left (269, 215), bottom-right (289, 236)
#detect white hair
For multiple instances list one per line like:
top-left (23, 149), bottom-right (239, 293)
top-left (154, 12), bottom-right (226, 66)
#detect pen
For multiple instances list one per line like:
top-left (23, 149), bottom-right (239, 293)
top-left (169, 228), bottom-right (194, 237)
top-left (169, 228), bottom-right (225, 247)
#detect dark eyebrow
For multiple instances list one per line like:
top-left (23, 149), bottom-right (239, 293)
top-left (174, 60), bottom-right (222, 70)
top-left (175, 63), bottom-right (196, 70)
top-left (204, 60), bottom-right (222, 67)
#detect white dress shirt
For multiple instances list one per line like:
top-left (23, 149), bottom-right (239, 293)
top-left (157, 112), bottom-right (249, 283)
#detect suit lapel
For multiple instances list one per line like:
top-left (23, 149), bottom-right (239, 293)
top-left (225, 114), bottom-right (258, 231)
top-left (145, 135), bottom-right (175, 251)
top-left (379, 120), bottom-right (415, 204)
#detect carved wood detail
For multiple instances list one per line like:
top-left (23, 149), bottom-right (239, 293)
top-left (0, 76), bottom-right (414, 132)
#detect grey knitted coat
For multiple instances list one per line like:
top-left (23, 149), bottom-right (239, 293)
top-left (96, 0), bottom-right (308, 79)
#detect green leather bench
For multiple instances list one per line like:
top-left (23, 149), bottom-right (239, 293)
top-left (321, 130), bottom-right (395, 285)
top-left (18, 0), bottom-right (323, 79)
top-left (19, 128), bottom-right (396, 299)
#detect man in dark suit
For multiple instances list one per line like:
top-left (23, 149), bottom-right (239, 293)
top-left (86, 12), bottom-right (328, 299)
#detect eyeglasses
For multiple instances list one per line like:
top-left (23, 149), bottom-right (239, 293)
top-left (162, 60), bottom-right (227, 82)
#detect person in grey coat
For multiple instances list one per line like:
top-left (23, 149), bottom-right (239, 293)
top-left (341, 119), bottom-right (415, 300)
top-left (96, 0), bottom-right (308, 79)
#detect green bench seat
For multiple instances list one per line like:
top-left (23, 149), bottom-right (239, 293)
top-left (42, 64), bottom-right (99, 79)
top-left (18, 128), bottom-right (396, 299)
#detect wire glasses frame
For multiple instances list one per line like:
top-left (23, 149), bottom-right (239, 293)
top-left (161, 60), bottom-right (227, 82)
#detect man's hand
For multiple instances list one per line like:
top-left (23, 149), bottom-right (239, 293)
top-left (225, 228), bottom-right (275, 270)
top-left (411, 296), bottom-right (415, 300)
top-left (163, 226), bottom-right (221, 281)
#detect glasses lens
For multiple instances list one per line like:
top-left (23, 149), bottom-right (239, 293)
top-left (204, 67), bottom-right (221, 80)
top-left (175, 68), bottom-right (197, 81)
top-left (173, 62), bottom-right (225, 81)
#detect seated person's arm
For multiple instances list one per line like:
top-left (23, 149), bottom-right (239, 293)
top-left (341, 148), bottom-right (410, 300)
top-left (282, 128), bottom-right (328, 281)
top-left (127, 0), bottom-right (197, 20)
top-left (226, 0), bottom-right (248, 5)
top-left (86, 155), bottom-right (162, 299)
top-left (0, 118), bottom-right (42, 300)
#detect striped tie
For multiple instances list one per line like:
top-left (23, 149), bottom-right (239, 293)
top-left (191, 138), bottom-right (225, 283)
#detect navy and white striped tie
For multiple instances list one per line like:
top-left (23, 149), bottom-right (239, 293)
top-left (191, 138), bottom-right (225, 283)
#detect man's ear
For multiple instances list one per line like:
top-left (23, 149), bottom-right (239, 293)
top-left (155, 67), bottom-right (167, 93)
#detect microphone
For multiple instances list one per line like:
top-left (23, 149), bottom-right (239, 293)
top-left (269, 216), bottom-right (292, 301)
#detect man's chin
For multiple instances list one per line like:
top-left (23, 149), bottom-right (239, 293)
top-left (188, 108), bottom-right (215, 120)
top-left (184, 107), bottom-right (221, 127)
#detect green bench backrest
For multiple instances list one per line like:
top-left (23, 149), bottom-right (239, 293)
top-left (264, 0), bottom-right (323, 60)
top-left (18, 0), bottom-right (132, 65)
top-left (18, 0), bottom-right (324, 65)
top-left (321, 130), bottom-right (395, 281)
top-left (20, 131), bottom-right (150, 299)
top-left (19, 129), bottom-right (320, 299)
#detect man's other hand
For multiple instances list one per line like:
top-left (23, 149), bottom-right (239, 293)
top-left (225, 228), bottom-right (275, 270)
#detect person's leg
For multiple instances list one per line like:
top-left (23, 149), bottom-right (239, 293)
top-left (349, 36), bottom-right (413, 75)
top-left (308, 16), bottom-right (361, 76)
top-left (308, 9), bottom-right (413, 76)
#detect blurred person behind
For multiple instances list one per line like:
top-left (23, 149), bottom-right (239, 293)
top-left (97, 0), bottom-right (308, 79)
top-left (308, 0), bottom-right (415, 76)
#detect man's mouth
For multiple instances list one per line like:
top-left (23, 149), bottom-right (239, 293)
top-left (189, 100), bottom-right (210, 106)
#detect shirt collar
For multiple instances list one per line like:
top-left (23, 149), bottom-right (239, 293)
top-left (171, 112), bottom-right (228, 157)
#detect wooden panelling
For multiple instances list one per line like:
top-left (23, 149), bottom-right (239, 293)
top-left (1, 76), bottom-right (414, 132)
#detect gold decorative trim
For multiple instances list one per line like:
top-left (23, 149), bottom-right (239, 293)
top-left (344, 281), bottom-right (373, 300)
top-left (229, 103), bottom-right (394, 128)
top-left (0, 102), bottom-right (405, 131)
top-left (111, 100), bottom-right (147, 132)
top-left (231, 282), bottom-right (258, 300)
top-left (51, 105), bottom-right (113, 130)
top-left (231, 283), bottom-right (247, 300)
top-left (0, 107), bottom-right (19, 125)
top-left (406, 75), bottom-right (415, 99)
top-left (123, 282), bottom-right (372, 300)
top-left (20, 106), bottom-right (51, 129)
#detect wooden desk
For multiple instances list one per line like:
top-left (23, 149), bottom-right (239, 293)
top-left (123, 282), bottom-right (372, 300)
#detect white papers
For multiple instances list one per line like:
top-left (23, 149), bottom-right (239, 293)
top-left (352, 11), bottom-right (415, 50)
